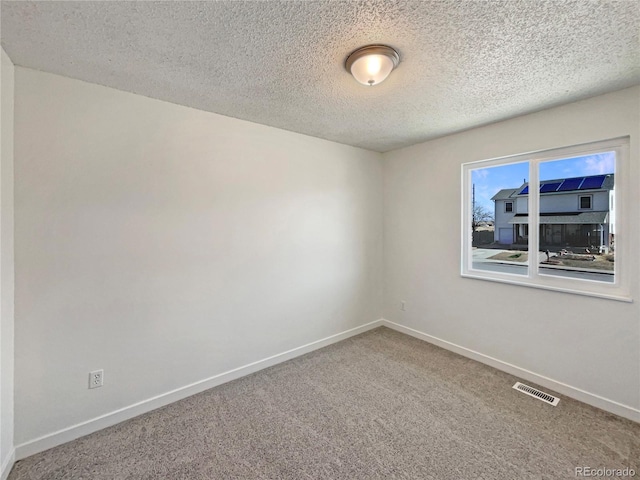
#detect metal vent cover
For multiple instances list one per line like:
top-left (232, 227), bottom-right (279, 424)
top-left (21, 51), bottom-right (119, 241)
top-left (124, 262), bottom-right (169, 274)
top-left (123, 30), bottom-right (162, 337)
top-left (513, 382), bottom-right (560, 406)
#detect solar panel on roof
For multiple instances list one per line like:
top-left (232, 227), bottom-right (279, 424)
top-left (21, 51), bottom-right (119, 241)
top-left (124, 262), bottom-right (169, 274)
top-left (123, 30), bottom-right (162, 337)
top-left (518, 186), bottom-right (529, 195)
top-left (557, 177), bottom-right (584, 192)
top-left (540, 182), bottom-right (562, 193)
top-left (579, 175), bottom-right (607, 190)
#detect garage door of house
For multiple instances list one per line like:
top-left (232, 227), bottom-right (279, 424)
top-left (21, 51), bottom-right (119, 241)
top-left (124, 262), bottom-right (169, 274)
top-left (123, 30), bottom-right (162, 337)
top-left (499, 228), bottom-right (513, 245)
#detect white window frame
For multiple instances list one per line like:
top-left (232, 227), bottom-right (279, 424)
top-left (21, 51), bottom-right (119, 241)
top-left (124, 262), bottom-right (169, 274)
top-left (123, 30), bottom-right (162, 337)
top-left (461, 137), bottom-right (630, 302)
top-left (505, 201), bottom-right (513, 213)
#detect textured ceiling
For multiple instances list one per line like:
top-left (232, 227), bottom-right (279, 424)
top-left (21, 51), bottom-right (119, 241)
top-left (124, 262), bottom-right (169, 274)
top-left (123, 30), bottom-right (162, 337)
top-left (1, 1), bottom-right (639, 152)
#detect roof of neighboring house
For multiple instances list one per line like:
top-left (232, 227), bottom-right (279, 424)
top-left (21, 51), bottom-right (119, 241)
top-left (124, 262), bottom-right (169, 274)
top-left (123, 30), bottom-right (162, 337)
top-left (514, 174), bottom-right (614, 196)
top-left (491, 188), bottom-right (520, 201)
top-left (508, 211), bottom-right (609, 224)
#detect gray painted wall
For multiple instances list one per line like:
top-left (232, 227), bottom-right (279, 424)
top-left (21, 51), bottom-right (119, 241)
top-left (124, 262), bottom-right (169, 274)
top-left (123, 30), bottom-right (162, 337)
top-left (1, 47), bottom-right (15, 476)
top-left (383, 87), bottom-right (639, 414)
top-left (13, 68), bottom-right (384, 445)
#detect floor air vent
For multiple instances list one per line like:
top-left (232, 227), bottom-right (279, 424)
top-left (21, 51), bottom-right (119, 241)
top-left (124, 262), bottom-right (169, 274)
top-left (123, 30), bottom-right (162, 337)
top-left (512, 382), bottom-right (560, 406)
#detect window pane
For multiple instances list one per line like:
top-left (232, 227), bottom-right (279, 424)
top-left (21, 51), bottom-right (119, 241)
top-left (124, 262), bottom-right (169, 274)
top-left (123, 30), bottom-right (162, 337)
top-left (538, 153), bottom-right (615, 283)
top-left (579, 196), bottom-right (591, 209)
top-left (470, 162), bottom-right (529, 275)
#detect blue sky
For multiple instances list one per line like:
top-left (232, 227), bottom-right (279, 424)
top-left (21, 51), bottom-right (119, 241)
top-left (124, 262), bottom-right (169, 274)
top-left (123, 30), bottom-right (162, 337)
top-left (471, 152), bottom-right (615, 212)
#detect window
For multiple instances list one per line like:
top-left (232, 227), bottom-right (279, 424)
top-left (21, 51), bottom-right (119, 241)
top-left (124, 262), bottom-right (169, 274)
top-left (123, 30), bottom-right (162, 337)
top-left (579, 195), bottom-right (592, 210)
top-left (462, 137), bottom-right (630, 301)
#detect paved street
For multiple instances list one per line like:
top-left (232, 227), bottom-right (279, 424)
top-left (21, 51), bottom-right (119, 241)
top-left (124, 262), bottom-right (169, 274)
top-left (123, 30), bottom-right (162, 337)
top-left (471, 248), bottom-right (614, 282)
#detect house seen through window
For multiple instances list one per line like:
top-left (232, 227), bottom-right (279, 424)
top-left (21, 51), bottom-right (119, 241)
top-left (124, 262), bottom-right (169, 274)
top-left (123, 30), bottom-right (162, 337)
top-left (462, 138), bottom-right (630, 301)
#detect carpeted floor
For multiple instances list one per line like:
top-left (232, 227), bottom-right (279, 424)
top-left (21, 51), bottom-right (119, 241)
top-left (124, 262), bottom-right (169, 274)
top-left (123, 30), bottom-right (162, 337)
top-left (9, 327), bottom-right (640, 479)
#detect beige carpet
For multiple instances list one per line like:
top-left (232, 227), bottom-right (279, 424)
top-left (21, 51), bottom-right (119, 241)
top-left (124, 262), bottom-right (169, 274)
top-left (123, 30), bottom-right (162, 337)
top-left (9, 327), bottom-right (640, 479)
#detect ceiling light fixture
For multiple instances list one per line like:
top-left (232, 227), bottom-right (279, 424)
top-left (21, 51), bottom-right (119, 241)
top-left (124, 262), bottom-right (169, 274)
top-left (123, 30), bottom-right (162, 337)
top-left (345, 45), bottom-right (400, 86)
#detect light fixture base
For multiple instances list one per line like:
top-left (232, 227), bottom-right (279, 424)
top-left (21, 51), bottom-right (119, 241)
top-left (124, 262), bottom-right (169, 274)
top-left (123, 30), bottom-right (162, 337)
top-left (345, 45), bottom-right (400, 86)
top-left (345, 45), bottom-right (400, 72)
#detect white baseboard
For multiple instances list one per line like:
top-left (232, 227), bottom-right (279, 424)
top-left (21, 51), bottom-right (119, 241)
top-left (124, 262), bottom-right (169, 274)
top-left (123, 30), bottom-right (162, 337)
top-left (382, 319), bottom-right (640, 423)
top-left (15, 319), bottom-right (384, 460)
top-left (1, 448), bottom-right (15, 480)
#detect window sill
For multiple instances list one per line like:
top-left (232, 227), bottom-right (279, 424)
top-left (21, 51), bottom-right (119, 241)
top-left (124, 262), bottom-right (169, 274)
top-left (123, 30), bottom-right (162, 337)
top-left (461, 271), bottom-right (632, 303)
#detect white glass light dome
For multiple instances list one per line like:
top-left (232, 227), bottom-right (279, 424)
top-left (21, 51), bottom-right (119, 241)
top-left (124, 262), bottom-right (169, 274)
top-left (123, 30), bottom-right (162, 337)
top-left (345, 45), bottom-right (400, 86)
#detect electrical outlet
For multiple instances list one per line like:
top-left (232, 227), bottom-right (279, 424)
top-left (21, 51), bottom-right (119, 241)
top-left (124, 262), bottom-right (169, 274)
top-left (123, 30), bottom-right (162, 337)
top-left (89, 369), bottom-right (103, 389)
top-left (400, 301), bottom-right (406, 311)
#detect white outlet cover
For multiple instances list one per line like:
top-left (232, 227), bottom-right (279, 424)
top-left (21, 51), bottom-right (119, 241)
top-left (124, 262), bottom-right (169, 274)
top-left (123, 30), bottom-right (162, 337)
top-left (89, 369), bottom-right (104, 389)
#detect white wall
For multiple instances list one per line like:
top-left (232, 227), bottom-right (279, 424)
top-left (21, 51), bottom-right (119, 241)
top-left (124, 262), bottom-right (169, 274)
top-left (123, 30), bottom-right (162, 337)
top-left (507, 191), bottom-right (611, 216)
top-left (8, 63), bottom-right (639, 458)
top-left (0, 48), bottom-right (15, 476)
top-left (494, 199), bottom-right (515, 242)
top-left (383, 87), bottom-right (640, 417)
top-left (13, 68), bottom-right (383, 446)
top-left (539, 191), bottom-right (609, 213)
